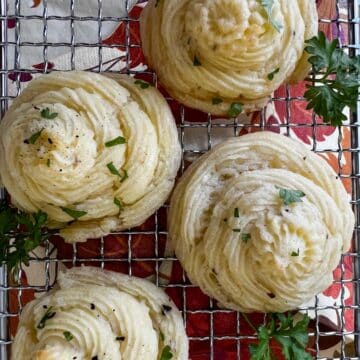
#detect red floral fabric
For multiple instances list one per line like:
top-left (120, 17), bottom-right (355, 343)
top-left (8, 1), bottom-right (356, 359)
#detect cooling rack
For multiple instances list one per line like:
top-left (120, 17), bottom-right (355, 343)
top-left (0, 0), bottom-right (360, 359)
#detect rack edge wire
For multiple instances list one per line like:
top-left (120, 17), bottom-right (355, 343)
top-left (0, 1), bottom-right (360, 359)
top-left (0, 0), bottom-right (8, 359)
top-left (352, 0), bottom-right (360, 356)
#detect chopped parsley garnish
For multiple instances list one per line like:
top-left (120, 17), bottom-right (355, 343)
top-left (41, 107), bottom-right (58, 119)
top-left (248, 313), bottom-right (312, 360)
top-left (155, 0), bottom-right (160, 7)
top-left (105, 136), bottom-right (126, 147)
top-left (212, 97), bottom-right (223, 105)
top-left (277, 186), bottom-right (306, 206)
top-left (107, 162), bottom-right (128, 182)
top-left (193, 56), bottom-right (201, 66)
top-left (159, 331), bottom-right (165, 341)
top-left (291, 249), bottom-right (300, 257)
top-left (114, 197), bottom-right (124, 212)
top-left (26, 128), bottom-right (44, 145)
top-left (134, 79), bottom-right (152, 89)
top-left (228, 102), bottom-right (243, 117)
top-left (304, 32), bottom-right (360, 126)
top-left (160, 345), bottom-right (173, 360)
top-left (234, 208), bottom-right (240, 218)
top-left (46, 159), bottom-right (51, 167)
top-left (37, 306), bottom-right (56, 329)
top-left (242, 233), bottom-right (251, 242)
top-left (267, 67), bottom-right (280, 80)
top-left (257, 0), bottom-right (283, 33)
top-left (61, 207), bottom-right (87, 219)
top-left (120, 169), bottom-right (128, 183)
top-left (63, 331), bottom-right (74, 341)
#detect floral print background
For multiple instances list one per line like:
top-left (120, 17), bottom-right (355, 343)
top-left (4, 0), bottom-right (358, 359)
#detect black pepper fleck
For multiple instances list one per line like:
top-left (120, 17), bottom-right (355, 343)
top-left (43, 305), bottom-right (48, 309)
top-left (92, 357), bottom-right (98, 360)
top-left (48, 138), bottom-right (53, 144)
top-left (116, 336), bottom-right (125, 341)
top-left (161, 304), bottom-right (172, 315)
top-left (24, 139), bottom-right (29, 144)
top-left (90, 303), bottom-right (95, 310)
top-left (267, 293), bottom-right (276, 299)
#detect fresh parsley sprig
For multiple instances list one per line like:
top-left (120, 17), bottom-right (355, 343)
top-left (304, 32), bottom-right (360, 126)
top-left (0, 200), bottom-right (52, 276)
top-left (246, 313), bottom-right (312, 360)
top-left (160, 345), bottom-right (173, 360)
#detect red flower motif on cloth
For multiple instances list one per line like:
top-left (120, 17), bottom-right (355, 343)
top-left (31, 0), bottom-right (42, 8)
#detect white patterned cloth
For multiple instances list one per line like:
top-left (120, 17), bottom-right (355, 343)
top-left (7, 0), bottom-right (137, 67)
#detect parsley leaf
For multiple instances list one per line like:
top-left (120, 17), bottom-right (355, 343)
top-left (248, 313), bottom-right (312, 360)
top-left (26, 128), bottom-right (44, 145)
top-left (212, 97), bottom-right (223, 105)
top-left (134, 80), bottom-right (152, 89)
top-left (277, 187), bottom-right (305, 206)
top-left (257, 0), bottom-right (283, 33)
top-left (267, 67), bottom-right (280, 80)
top-left (228, 102), bottom-right (243, 117)
top-left (105, 136), bottom-right (126, 147)
top-left (41, 108), bottom-right (58, 119)
top-left (304, 32), bottom-right (360, 126)
top-left (37, 306), bottom-right (56, 329)
top-left (0, 200), bottom-right (51, 276)
top-left (63, 331), bottom-right (74, 341)
top-left (61, 207), bottom-right (87, 219)
top-left (107, 162), bottom-right (128, 182)
top-left (242, 233), bottom-right (251, 242)
top-left (113, 197), bottom-right (124, 212)
top-left (160, 345), bottom-right (173, 360)
top-left (291, 249), bottom-right (300, 257)
top-left (234, 208), bottom-right (240, 218)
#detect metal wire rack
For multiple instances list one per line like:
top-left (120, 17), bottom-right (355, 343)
top-left (0, 0), bottom-right (360, 359)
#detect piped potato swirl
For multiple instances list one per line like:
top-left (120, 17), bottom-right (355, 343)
top-left (168, 132), bottom-right (354, 313)
top-left (0, 71), bottom-right (181, 242)
top-left (140, 0), bottom-right (318, 115)
top-left (11, 267), bottom-right (189, 360)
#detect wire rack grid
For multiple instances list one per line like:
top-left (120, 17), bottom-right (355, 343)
top-left (0, 0), bottom-right (360, 359)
